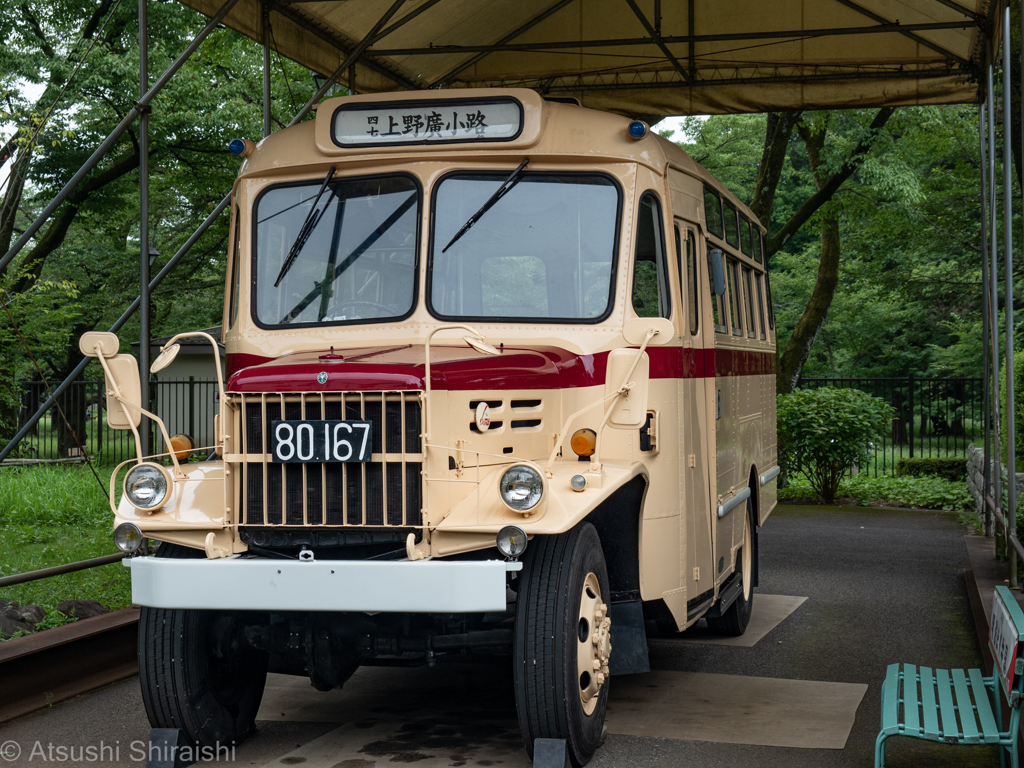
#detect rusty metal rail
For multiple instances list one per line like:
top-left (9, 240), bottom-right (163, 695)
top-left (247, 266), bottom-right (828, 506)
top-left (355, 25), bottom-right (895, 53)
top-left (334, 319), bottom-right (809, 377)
top-left (0, 608), bottom-right (139, 724)
top-left (0, 553), bottom-right (127, 588)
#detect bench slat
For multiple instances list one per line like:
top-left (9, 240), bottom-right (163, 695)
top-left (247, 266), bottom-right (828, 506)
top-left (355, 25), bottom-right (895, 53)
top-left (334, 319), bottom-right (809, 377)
top-left (936, 669), bottom-right (960, 739)
top-left (881, 664), bottom-right (901, 732)
top-left (968, 668), bottom-right (1001, 743)
top-left (920, 666), bottom-right (940, 738)
top-left (903, 663), bottom-right (921, 734)
top-left (952, 668), bottom-right (980, 743)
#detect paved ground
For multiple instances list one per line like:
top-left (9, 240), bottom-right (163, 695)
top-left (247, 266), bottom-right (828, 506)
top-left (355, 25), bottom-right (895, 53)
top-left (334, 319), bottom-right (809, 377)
top-left (0, 505), bottom-right (998, 767)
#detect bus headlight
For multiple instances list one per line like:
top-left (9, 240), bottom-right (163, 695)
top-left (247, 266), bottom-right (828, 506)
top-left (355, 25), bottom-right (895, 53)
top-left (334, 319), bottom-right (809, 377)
top-left (496, 525), bottom-right (528, 559)
top-left (124, 463), bottom-right (170, 511)
top-left (499, 464), bottom-right (544, 513)
top-left (114, 523), bottom-right (144, 553)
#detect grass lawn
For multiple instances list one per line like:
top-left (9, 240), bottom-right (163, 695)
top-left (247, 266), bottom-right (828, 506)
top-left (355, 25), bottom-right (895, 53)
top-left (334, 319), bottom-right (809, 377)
top-left (0, 464), bottom-right (131, 636)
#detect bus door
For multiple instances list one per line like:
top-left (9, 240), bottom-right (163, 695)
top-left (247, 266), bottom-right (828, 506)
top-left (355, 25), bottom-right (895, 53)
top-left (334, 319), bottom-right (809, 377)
top-left (675, 221), bottom-right (715, 607)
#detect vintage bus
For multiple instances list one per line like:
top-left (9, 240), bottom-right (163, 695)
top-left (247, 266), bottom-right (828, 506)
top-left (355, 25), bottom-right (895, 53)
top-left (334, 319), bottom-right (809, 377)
top-left (81, 88), bottom-right (778, 766)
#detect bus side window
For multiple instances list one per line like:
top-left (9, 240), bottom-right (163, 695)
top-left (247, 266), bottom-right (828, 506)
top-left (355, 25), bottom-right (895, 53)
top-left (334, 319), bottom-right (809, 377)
top-left (740, 218), bottom-right (751, 255)
top-left (723, 202), bottom-right (739, 249)
top-left (755, 272), bottom-right (767, 340)
top-left (764, 259), bottom-right (776, 331)
top-left (709, 248), bottom-right (725, 333)
top-left (703, 186), bottom-right (723, 239)
top-left (229, 206), bottom-right (241, 328)
top-left (743, 266), bottom-right (757, 339)
top-left (726, 258), bottom-right (742, 336)
top-left (752, 227), bottom-right (763, 263)
top-left (632, 193), bottom-right (670, 319)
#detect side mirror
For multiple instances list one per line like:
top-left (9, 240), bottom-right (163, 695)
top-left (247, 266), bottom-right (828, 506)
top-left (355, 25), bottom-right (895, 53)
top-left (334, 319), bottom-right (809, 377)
top-left (708, 248), bottom-right (726, 297)
top-left (464, 336), bottom-right (500, 356)
top-left (104, 354), bottom-right (142, 429)
top-left (79, 331), bottom-right (119, 358)
top-left (150, 343), bottom-right (180, 373)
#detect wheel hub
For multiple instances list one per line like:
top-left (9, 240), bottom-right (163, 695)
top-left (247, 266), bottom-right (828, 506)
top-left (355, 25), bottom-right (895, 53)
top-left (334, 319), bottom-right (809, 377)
top-left (577, 572), bottom-right (611, 715)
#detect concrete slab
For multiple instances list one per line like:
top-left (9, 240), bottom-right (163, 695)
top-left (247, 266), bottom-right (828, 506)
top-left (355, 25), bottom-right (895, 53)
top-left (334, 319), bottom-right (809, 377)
top-left (964, 534), bottom-right (1024, 625)
top-left (654, 594), bottom-right (808, 647)
top-left (605, 671), bottom-right (867, 749)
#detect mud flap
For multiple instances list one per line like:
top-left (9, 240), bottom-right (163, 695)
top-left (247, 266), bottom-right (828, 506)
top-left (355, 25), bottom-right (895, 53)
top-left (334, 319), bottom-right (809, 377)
top-left (608, 600), bottom-right (650, 675)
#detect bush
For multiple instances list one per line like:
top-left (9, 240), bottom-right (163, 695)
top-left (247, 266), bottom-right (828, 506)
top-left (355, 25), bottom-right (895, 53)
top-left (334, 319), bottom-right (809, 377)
top-left (895, 457), bottom-right (967, 482)
top-left (778, 387), bottom-right (894, 504)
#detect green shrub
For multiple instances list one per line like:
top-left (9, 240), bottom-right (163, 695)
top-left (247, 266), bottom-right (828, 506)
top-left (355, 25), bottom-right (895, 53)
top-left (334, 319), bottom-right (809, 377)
top-left (778, 387), bottom-right (894, 504)
top-left (895, 457), bottom-right (967, 482)
top-left (778, 473), bottom-right (973, 512)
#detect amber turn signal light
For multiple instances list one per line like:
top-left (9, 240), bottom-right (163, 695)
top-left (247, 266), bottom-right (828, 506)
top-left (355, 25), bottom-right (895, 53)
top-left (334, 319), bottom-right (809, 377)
top-left (169, 433), bottom-right (195, 461)
top-left (570, 428), bottom-right (597, 457)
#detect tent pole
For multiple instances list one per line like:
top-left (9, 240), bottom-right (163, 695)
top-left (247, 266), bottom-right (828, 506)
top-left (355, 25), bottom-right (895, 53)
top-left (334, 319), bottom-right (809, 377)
top-left (1003, 1), bottom-right (1017, 586)
top-left (989, 58), bottom-right (1001, 542)
top-left (981, 101), bottom-right (992, 537)
top-left (263, 0), bottom-right (271, 138)
top-left (139, 0), bottom-right (151, 456)
top-left (0, 0), bottom-right (242, 280)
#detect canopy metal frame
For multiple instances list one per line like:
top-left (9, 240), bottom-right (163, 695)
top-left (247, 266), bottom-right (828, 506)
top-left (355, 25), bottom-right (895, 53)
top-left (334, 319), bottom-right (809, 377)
top-left (0, 0), bottom-right (1018, 594)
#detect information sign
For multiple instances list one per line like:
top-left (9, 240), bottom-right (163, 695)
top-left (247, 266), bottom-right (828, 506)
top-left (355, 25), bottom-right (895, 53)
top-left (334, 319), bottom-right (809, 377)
top-left (332, 99), bottom-right (523, 147)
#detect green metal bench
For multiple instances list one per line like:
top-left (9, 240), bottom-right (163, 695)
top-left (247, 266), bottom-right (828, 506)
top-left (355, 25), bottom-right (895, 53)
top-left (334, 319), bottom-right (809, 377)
top-left (876, 585), bottom-right (1024, 768)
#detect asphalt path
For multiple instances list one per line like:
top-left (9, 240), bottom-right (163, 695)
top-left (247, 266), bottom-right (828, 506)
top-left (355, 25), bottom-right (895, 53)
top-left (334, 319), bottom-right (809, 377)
top-left (0, 505), bottom-right (996, 767)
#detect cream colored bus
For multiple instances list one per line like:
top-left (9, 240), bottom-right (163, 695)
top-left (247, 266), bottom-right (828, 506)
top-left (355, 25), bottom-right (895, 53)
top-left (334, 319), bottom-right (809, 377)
top-left (83, 88), bottom-right (778, 766)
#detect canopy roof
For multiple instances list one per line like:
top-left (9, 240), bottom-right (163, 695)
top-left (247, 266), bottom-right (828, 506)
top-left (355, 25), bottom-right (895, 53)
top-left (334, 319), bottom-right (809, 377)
top-left (182, 0), bottom-right (994, 116)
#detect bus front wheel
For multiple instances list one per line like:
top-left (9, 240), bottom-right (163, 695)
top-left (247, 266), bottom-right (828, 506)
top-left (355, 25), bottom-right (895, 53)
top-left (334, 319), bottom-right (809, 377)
top-left (138, 543), bottom-right (268, 748)
top-left (514, 523), bottom-right (610, 767)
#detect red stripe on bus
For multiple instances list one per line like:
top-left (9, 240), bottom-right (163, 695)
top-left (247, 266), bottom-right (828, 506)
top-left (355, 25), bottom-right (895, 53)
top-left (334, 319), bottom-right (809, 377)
top-left (226, 345), bottom-right (774, 392)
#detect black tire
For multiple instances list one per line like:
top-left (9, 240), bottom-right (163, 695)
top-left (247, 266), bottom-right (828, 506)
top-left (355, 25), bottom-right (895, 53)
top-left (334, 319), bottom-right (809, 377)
top-left (139, 543), bottom-right (268, 747)
top-left (706, 498), bottom-right (755, 637)
top-left (514, 522), bottom-right (610, 767)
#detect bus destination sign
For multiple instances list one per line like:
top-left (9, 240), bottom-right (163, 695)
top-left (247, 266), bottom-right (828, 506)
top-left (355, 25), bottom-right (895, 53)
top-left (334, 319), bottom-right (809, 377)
top-left (332, 99), bottom-right (523, 147)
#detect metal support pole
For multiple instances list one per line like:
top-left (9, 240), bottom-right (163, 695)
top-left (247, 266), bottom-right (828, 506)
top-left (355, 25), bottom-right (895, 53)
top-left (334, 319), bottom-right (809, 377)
top-left (1004, 2), bottom-right (1017, 586)
top-left (139, 0), bottom-right (151, 456)
top-left (981, 102), bottom-right (993, 536)
top-left (989, 58), bottom-right (1002, 541)
top-left (262, 0), bottom-right (271, 138)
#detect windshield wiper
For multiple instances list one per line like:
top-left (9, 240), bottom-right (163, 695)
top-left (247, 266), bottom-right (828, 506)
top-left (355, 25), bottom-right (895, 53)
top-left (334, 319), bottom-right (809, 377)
top-left (274, 166), bottom-right (337, 287)
top-left (441, 158), bottom-right (529, 253)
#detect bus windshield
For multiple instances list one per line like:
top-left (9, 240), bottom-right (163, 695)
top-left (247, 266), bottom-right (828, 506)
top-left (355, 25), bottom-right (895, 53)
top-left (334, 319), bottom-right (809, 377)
top-left (254, 175), bottom-right (419, 327)
top-left (429, 173), bottom-right (619, 322)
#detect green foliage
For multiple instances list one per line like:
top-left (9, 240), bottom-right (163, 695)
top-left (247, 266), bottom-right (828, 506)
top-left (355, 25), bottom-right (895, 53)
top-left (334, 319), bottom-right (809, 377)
top-left (778, 387), bottom-right (894, 503)
top-left (0, 466), bottom-right (130, 637)
top-left (895, 457), bottom-right (968, 482)
top-left (778, 473), bottom-right (973, 512)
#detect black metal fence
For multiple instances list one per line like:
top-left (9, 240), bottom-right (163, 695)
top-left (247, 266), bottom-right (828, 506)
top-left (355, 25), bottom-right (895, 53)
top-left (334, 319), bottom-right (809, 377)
top-left (9, 379), bottom-right (220, 467)
top-left (799, 375), bottom-right (984, 477)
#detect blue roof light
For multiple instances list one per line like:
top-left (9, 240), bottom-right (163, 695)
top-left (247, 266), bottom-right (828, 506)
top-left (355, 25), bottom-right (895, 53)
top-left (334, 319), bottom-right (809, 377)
top-left (228, 138), bottom-right (247, 155)
top-left (627, 120), bottom-right (648, 140)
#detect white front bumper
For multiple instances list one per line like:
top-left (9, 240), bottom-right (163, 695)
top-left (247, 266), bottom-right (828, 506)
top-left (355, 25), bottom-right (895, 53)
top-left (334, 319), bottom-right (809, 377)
top-left (125, 556), bottom-right (522, 613)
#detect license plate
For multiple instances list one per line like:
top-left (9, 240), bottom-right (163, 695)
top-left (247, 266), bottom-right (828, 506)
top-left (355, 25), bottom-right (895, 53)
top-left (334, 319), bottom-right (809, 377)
top-left (269, 420), bottom-right (373, 463)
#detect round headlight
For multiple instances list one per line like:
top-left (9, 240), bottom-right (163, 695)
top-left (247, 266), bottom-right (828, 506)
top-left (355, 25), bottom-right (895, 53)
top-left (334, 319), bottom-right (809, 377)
top-left (570, 474), bottom-right (587, 492)
top-left (499, 464), bottom-right (544, 513)
top-left (114, 522), bottom-right (144, 553)
top-left (496, 525), bottom-right (528, 559)
top-left (124, 463), bottom-right (169, 510)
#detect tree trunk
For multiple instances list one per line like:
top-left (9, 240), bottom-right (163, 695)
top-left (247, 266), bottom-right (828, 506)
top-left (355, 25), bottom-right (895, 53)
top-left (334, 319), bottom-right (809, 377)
top-left (55, 349), bottom-right (88, 458)
top-left (777, 215), bottom-right (841, 394)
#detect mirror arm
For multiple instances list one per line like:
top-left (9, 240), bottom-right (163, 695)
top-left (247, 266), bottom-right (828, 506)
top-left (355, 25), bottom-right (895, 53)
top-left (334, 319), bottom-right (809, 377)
top-left (160, 332), bottom-right (228, 446)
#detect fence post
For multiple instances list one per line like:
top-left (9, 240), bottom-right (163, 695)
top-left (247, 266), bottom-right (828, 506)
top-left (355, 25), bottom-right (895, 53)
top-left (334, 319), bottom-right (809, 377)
top-left (189, 376), bottom-right (196, 441)
top-left (908, 373), bottom-right (915, 459)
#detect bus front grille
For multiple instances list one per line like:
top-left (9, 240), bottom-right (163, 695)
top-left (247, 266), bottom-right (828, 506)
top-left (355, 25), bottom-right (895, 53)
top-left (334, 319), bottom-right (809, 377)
top-left (231, 391), bottom-right (422, 527)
